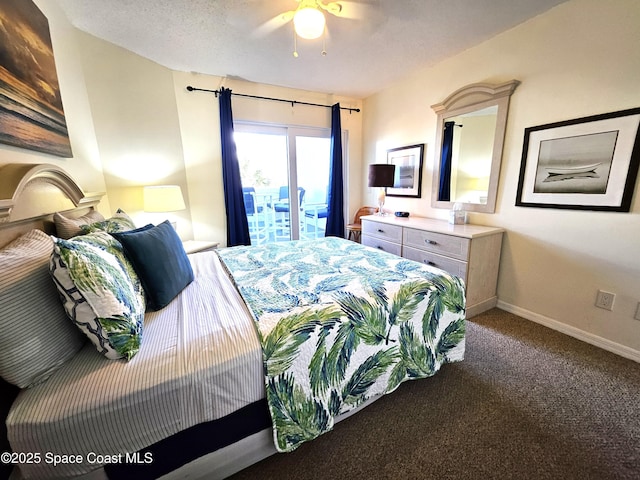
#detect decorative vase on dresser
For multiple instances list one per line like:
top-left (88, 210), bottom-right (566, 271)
top-left (360, 215), bottom-right (504, 318)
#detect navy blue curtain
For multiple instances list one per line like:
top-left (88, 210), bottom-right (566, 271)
top-left (219, 87), bottom-right (250, 246)
top-left (438, 121), bottom-right (455, 202)
top-left (325, 103), bottom-right (345, 238)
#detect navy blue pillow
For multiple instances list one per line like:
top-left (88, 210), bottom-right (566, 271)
top-left (112, 220), bottom-right (194, 311)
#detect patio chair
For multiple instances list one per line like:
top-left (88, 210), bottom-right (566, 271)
top-left (243, 187), bottom-right (268, 244)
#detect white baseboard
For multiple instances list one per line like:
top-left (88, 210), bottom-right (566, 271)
top-left (467, 296), bottom-right (498, 319)
top-left (496, 300), bottom-right (640, 363)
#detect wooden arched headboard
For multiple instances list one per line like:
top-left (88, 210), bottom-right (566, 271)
top-left (0, 163), bottom-right (105, 246)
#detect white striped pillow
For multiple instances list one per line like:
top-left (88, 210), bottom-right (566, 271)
top-left (0, 230), bottom-right (86, 388)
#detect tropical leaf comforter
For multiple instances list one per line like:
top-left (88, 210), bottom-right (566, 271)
top-left (216, 237), bottom-right (465, 452)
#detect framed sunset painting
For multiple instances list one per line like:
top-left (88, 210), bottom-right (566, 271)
top-left (0, 0), bottom-right (72, 157)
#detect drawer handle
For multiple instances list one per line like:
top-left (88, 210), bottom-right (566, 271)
top-left (425, 239), bottom-right (438, 245)
top-left (424, 260), bottom-right (436, 267)
top-left (377, 229), bottom-right (385, 233)
top-left (376, 246), bottom-right (385, 250)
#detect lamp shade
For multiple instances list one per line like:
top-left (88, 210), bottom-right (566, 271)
top-left (293, 7), bottom-right (326, 39)
top-left (143, 185), bottom-right (186, 212)
top-left (368, 164), bottom-right (396, 188)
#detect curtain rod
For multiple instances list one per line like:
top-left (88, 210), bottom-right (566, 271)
top-left (186, 86), bottom-right (360, 114)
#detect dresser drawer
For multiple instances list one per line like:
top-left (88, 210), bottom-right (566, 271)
top-left (361, 235), bottom-right (402, 256)
top-left (362, 220), bottom-right (404, 243)
top-left (403, 246), bottom-right (467, 280)
top-left (403, 228), bottom-right (470, 261)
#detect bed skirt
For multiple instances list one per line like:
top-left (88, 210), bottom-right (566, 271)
top-left (105, 399), bottom-right (271, 479)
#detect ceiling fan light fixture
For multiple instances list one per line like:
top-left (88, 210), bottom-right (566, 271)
top-left (293, 7), bottom-right (326, 39)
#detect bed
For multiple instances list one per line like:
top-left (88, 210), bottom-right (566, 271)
top-left (0, 163), bottom-right (466, 480)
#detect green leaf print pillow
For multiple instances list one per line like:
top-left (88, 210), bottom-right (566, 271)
top-left (49, 232), bottom-right (145, 360)
top-left (80, 209), bottom-right (136, 235)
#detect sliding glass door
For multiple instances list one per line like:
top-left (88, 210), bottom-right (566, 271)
top-left (234, 124), bottom-right (332, 244)
top-left (295, 133), bottom-right (331, 239)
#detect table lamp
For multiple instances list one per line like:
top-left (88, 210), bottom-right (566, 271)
top-left (143, 185), bottom-right (186, 228)
top-left (368, 164), bottom-right (396, 216)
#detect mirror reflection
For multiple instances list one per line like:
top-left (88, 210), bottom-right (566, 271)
top-left (438, 106), bottom-right (498, 205)
top-left (431, 80), bottom-right (519, 214)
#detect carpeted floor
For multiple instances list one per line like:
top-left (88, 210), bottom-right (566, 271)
top-left (229, 308), bottom-right (640, 480)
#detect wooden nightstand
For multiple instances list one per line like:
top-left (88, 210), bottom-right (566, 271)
top-left (182, 240), bottom-right (219, 254)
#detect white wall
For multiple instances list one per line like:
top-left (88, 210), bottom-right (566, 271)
top-left (0, 0), bottom-right (109, 213)
top-left (362, 0), bottom-right (640, 357)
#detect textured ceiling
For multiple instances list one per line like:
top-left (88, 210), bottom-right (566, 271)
top-left (54, 0), bottom-right (568, 99)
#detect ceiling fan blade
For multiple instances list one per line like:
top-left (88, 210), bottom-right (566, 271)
top-left (252, 10), bottom-right (295, 38)
top-left (325, 1), bottom-right (372, 20)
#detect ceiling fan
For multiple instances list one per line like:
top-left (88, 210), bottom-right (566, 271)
top-left (253, 0), bottom-right (369, 57)
top-left (288, 0), bottom-right (343, 38)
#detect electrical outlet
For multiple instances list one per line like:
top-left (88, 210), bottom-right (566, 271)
top-left (595, 290), bottom-right (615, 311)
top-left (635, 303), bottom-right (640, 321)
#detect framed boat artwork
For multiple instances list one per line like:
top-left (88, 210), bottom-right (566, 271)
top-left (0, 0), bottom-right (73, 158)
top-left (516, 107), bottom-right (640, 211)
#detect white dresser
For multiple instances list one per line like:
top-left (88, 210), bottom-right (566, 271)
top-left (360, 215), bottom-right (504, 318)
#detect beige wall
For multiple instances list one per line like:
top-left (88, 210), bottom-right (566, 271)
top-left (68, 34), bottom-right (363, 245)
top-left (0, 0), bottom-right (109, 213)
top-left (75, 31), bottom-right (194, 239)
top-left (362, 0), bottom-right (640, 357)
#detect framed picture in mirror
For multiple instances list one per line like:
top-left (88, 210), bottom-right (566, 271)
top-left (516, 107), bottom-right (640, 211)
top-left (386, 144), bottom-right (424, 198)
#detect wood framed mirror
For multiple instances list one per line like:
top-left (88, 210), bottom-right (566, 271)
top-left (431, 80), bottom-right (519, 213)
